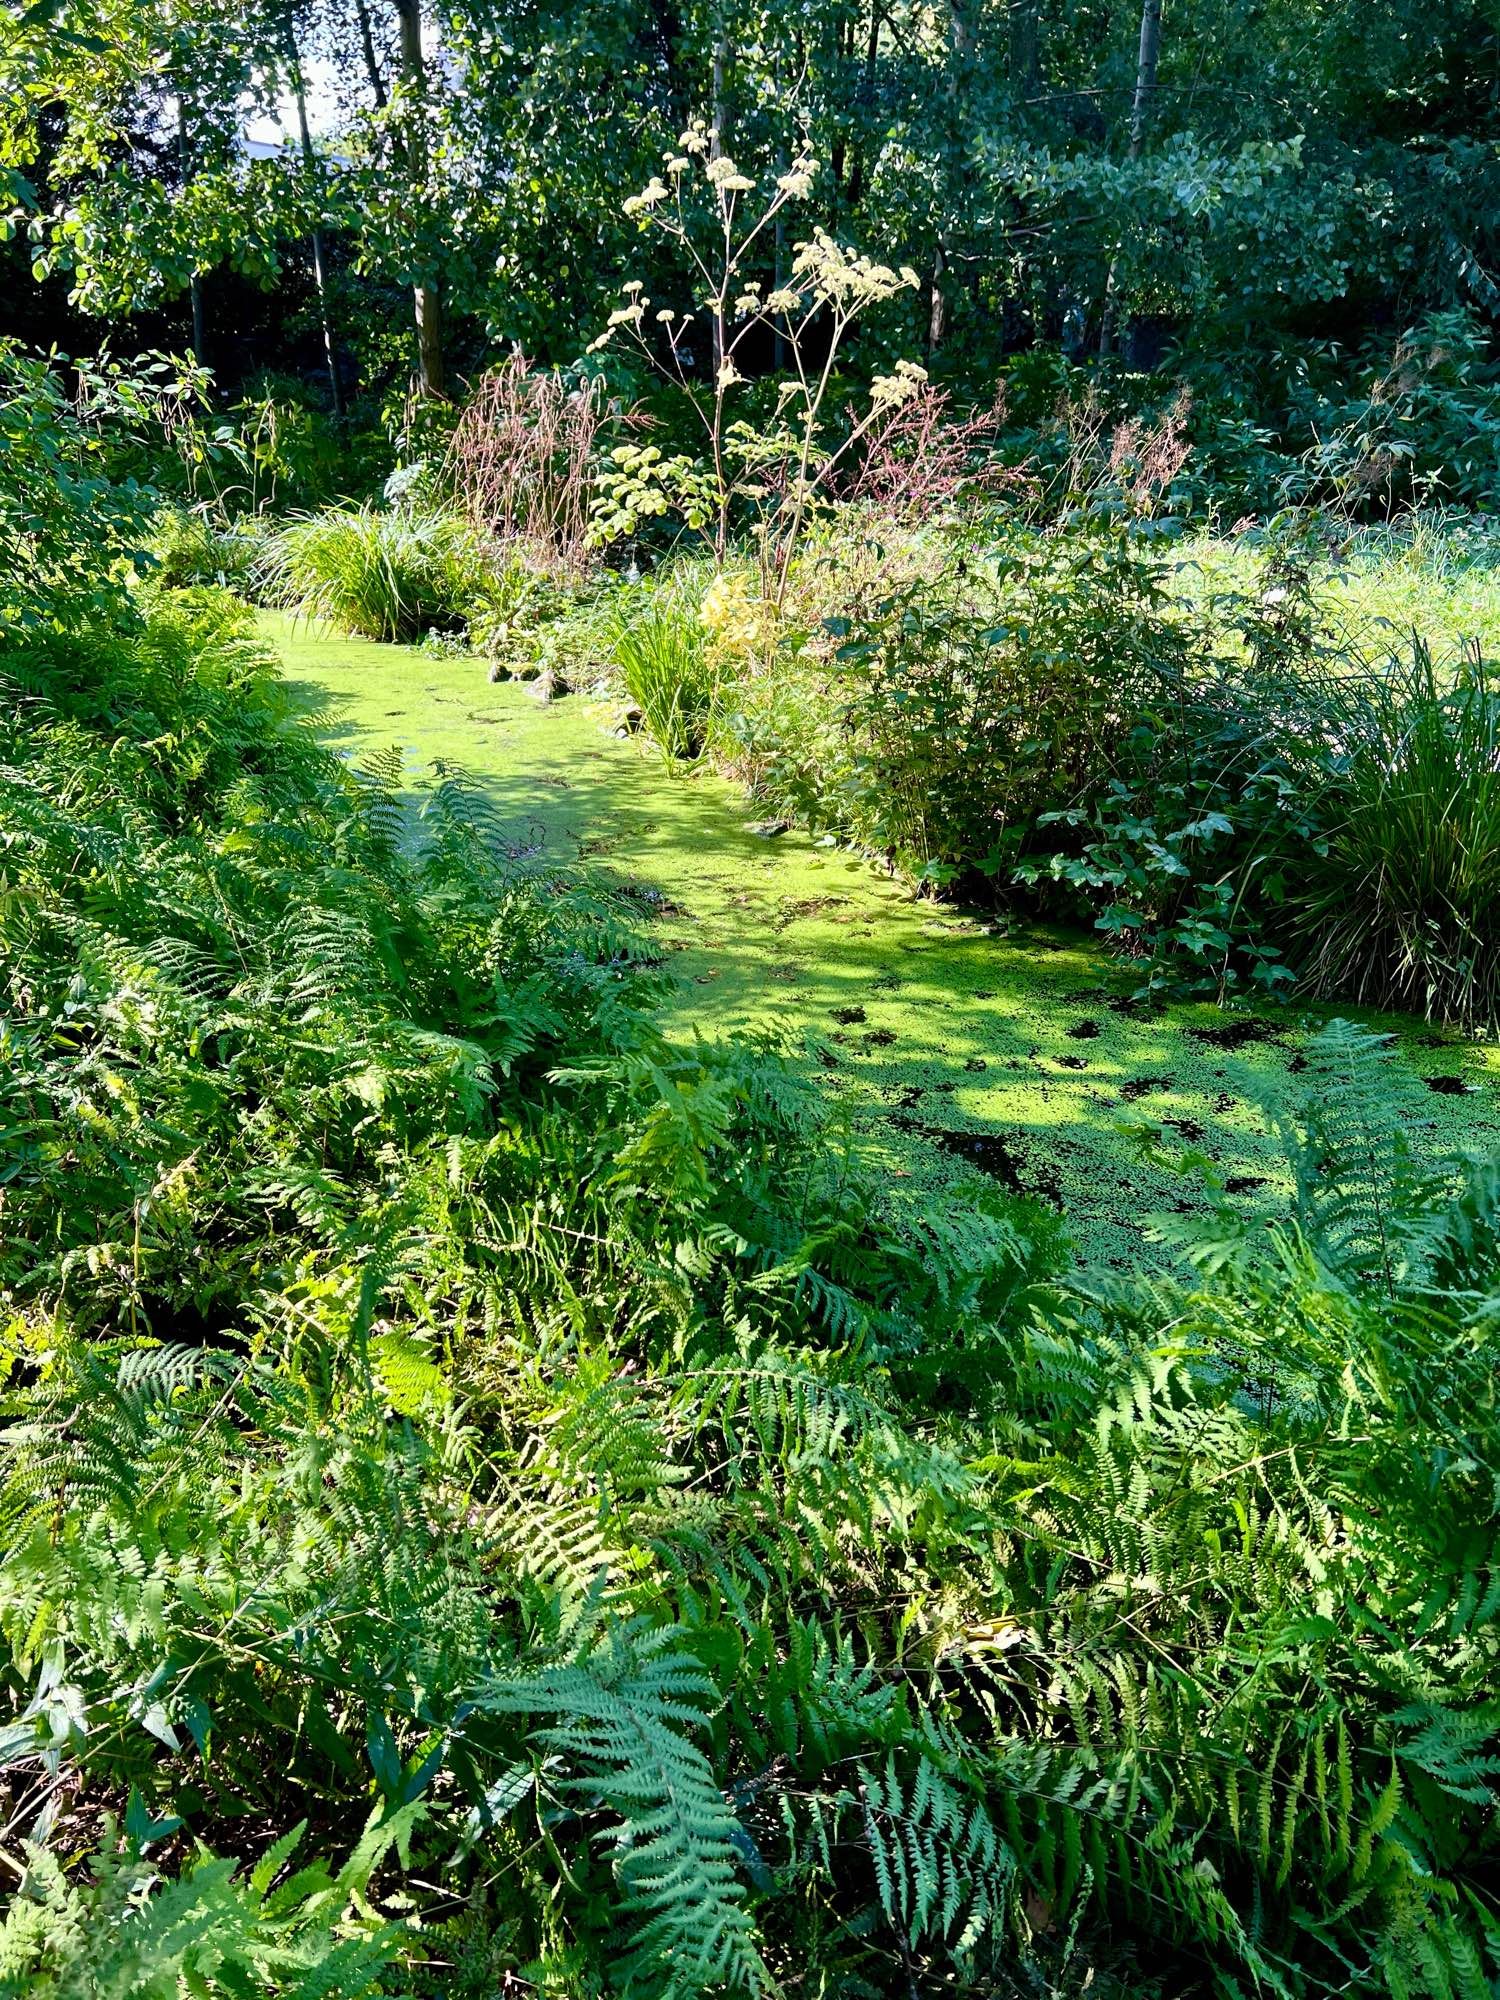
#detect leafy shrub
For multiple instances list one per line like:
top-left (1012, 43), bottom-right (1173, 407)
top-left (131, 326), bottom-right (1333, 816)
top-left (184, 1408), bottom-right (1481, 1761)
top-left (222, 377), bottom-right (381, 513)
top-left (1021, 527), bottom-right (1500, 1026)
top-left (1298, 308), bottom-right (1500, 516)
top-left (754, 521), bottom-right (1190, 888)
top-left (146, 504), bottom-right (273, 596)
top-left (1016, 525), bottom-right (1336, 999)
top-left (267, 503), bottom-right (490, 641)
top-left (612, 592), bottom-right (719, 761)
top-left (464, 547), bottom-right (572, 669)
top-left (1, 343), bottom-right (163, 635)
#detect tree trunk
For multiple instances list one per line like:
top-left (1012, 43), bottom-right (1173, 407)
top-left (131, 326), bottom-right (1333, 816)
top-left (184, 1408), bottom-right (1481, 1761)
top-left (844, 3), bottom-right (881, 210)
top-left (709, 4), bottom-right (730, 375)
top-left (353, 0), bottom-right (389, 108)
top-left (287, 17), bottom-right (344, 419)
top-left (928, 238), bottom-right (947, 354)
top-left (1008, 0), bottom-right (1040, 98)
top-left (1099, 0), bottom-right (1164, 359)
top-left (176, 95), bottom-right (206, 365)
top-left (648, 0), bottom-right (686, 128)
top-left (1127, 0), bottom-right (1164, 157)
top-left (928, 0), bottom-right (970, 356)
top-left (394, 0), bottom-right (445, 398)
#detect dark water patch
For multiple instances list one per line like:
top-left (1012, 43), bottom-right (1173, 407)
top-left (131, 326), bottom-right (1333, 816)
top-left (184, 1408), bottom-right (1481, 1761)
top-left (924, 1126), bottom-right (1061, 1203)
top-left (1067, 1019), bottom-right (1102, 1040)
top-left (1120, 1075), bottom-right (1173, 1101)
top-left (863, 1028), bottom-right (897, 1048)
top-left (1165, 1117), bottom-right (1206, 1142)
top-left (1057, 1054), bottom-right (1088, 1070)
top-left (1223, 1175), bottom-right (1267, 1195)
top-left (1188, 1016), bottom-right (1282, 1049)
top-left (1426, 1074), bottom-right (1475, 1095)
top-left (1065, 985), bottom-right (1144, 1016)
top-left (831, 1005), bottom-right (867, 1025)
top-left (621, 884), bottom-right (687, 918)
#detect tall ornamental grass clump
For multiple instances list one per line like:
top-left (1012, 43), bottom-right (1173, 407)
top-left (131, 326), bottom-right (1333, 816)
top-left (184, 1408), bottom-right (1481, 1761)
top-left (267, 502), bottom-right (489, 641)
top-left (612, 593), bottom-right (719, 762)
top-left (1294, 642), bottom-right (1500, 1029)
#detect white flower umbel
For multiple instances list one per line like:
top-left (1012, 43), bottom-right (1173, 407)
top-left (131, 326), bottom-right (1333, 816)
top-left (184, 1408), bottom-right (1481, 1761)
top-left (590, 117), bottom-right (923, 599)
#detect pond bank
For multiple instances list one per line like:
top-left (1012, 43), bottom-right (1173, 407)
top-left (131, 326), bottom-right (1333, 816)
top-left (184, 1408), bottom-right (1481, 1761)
top-left (266, 609), bottom-right (1500, 1269)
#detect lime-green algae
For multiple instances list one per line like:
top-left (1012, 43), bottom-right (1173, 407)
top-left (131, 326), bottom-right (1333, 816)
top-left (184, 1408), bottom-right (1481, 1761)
top-left (266, 609), bottom-right (1500, 1270)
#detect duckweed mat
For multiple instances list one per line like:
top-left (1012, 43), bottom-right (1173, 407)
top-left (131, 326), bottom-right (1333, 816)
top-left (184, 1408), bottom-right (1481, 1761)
top-left (268, 610), bottom-right (1500, 1269)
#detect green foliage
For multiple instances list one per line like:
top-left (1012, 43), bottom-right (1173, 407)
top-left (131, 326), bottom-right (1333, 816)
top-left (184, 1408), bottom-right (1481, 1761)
top-left (0, 463), bottom-right (1055, 1993)
top-left (1292, 641), bottom-right (1500, 1030)
top-left (1297, 310), bottom-right (1500, 517)
top-left (0, 1812), bottom-right (407, 1999)
top-left (1015, 524), bottom-right (1500, 1026)
top-left (147, 504), bottom-right (273, 596)
top-left (741, 520), bottom-right (1189, 889)
top-left (612, 593), bottom-right (719, 763)
top-left (8, 483), bottom-right (1500, 1994)
top-left (267, 503), bottom-right (490, 642)
top-left (591, 442), bottom-right (720, 546)
top-left (219, 380), bottom-right (381, 515)
top-left (6, 327), bottom-right (1500, 2000)
top-left (0, 344), bottom-right (196, 636)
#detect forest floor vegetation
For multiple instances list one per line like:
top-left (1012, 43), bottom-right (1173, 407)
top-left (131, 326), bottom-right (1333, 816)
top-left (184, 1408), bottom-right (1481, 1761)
top-left (7, 340), bottom-right (1500, 2000)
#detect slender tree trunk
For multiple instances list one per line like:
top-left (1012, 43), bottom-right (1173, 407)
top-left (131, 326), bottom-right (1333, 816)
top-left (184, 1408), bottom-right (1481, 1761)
top-left (188, 269), bottom-right (206, 369)
top-left (928, 239), bottom-right (947, 354)
top-left (176, 95), bottom-right (206, 365)
top-left (286, 19), bottom-right (344, 419)
top-left (829, 14), bottom-right (851, 206)
top-left (1008, 0), bottom-right (1040, 98)
top-left (773, 136), bottom-right (788, 374)
top-left (1099, 0), bottom-right (1164, 359)
top-left (354, 0), bottom-right (389, 108)
top-left (394, 0), bottom-right (445, 398)
top-left (1127, 0), bottom-right (1164, 155)
top-left (648, 0), bottom-right (686, 127)
top-left (844, 3), bottom-right (881, 211)
top-left (709, 4), bottom-right (731, 375)
top-left (929, 0), bottom-right (970, 356)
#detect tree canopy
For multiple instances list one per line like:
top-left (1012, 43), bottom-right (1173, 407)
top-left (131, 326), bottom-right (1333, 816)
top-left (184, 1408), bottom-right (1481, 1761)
top-left (2, 0), bottom-right (1495, 402)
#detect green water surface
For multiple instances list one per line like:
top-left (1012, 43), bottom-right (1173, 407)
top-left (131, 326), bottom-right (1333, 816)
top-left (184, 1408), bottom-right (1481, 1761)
top-left (267, 610), bottom-right (1500, 1268)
